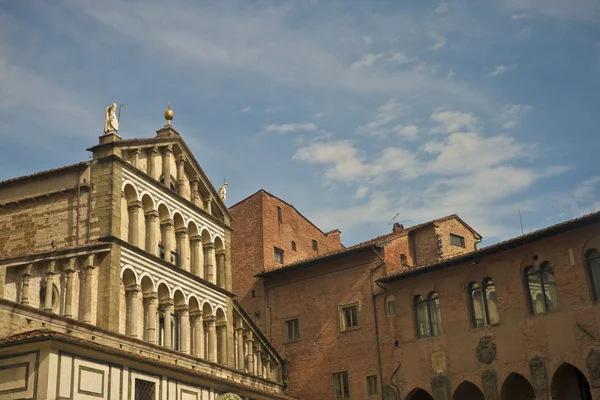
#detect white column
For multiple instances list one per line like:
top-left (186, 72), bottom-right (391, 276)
top-left (128, 201), bottom-right (143, 247)
top-left (162, 145), bottom-right (173, 187)
top-left (177, 306), bottom-right (190, 354)
top-left (217, 322), bottom-right (227, 364)
top-left (216, 250), bottom-right (225, 288)
top-left (176, 227), bottom-right (189, 271)
top-left (204, 196), bottom-right (212, 214)
top-left (82, 255), bottom-right (95, 323)
top-left (126, 285), bottom-right (141, 338)
top-left (191, 178), bottom-right (202, 208)
top-left (145, 210), bottom-right (159, 256)
top-left (265, 354), bottom-right (271, 380)
top-left (236, 321), bottom-right (245, 371)
top-left (176, 155), bottom-right (186, 195)
top-left (161, 300), bottom-right (174, 349)
top-left (190, 236), bottom-right (203, 278)
top-left (256, 344), bottom-right (263, 378)
top-left (144, 292), bottom-right (158, 343)
top-left (20, 263), bottom-right (32, 306)
top-left (191, 311), bottom-right (204, 358)
top-left (44, 260), bottom-right (56, 312)
top-left (246, 331), bottom-right (254, 374)
top-left (147, 147), bottom-right (159, 180)
top-left (161, 219), bottom-right (174, 263)
top-left (206, 317), bottom-right (217, 362)
top-left (133, 148), bottom-right (141, 168)
top-left (63, 258), bottom-right (76, 318)
top-left (204, 243), bottom-right (216, 284)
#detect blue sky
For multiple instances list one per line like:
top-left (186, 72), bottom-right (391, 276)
top-left (1, 0), bottom-right (599, 246)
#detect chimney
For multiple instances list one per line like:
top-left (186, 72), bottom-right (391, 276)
top-left (393, 223), bottom-right (404, 233)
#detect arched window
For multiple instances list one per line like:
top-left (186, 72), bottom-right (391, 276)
top-left (585, 249), bottom-right (600, 300)
top-left (414, 292), bottom-right (442, 338)
top-left (159, 175), bottom-right (177, 192)
top-left (385, 295), bottom-right (396, 316)
top-left (525, 262), bottom-right (559, 314)
top-left (468, 278), bottom-right (499, 328)
top-left (400, 254), bottom-right (408, 266)
top-left (158, 313), bottom-right (165, 346)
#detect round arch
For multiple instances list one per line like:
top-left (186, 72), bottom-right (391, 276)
top-left (500, 373), bottom-right (535, 400)
top-left (156, 281), bottom-right (171, 301)
top-left (551, 363), bottom-right (591, 400)
top-left (452, 381), bottom-right (485, 400)
top-left (173, 212), bottom-right (185, 230)
top-left (157, 202), bottom-right (171, 221)
top-left (173, 289), bottom-right (186, 307)
top-left (122, 181), bottom-right (139, 202)
top-left (200, 228), bottom-right (212, 244)
top-left (215, 306), bottom-right (227, 322)
top-left (121, 266), bottom-right (138, 286)
top-left (140, 192), bottom-right (155, 212)
top-left (202, 301), bottom-right (214, 317)
top-left (139, 274), bottom-right (155, 294)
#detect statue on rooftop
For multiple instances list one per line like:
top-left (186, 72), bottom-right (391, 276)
top-left (104, 103), bottom-right (119, 134)
top-left (218, 180), bottom-right (228, 203)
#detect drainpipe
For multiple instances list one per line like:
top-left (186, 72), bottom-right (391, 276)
top-left (370, 245), bottom-right (387, 400)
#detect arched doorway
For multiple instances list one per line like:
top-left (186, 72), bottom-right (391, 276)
top-left (406, 388), bottom-right (434, 400)
top-left (500, 373), bottom-right (535, 400)
top-left (551, 363), bottom-right (592, 400)
top-left (452, 381), bottom-right (484, 400)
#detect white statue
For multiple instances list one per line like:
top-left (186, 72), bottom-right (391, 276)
top-left (104, 103), bottom-right (119, 134)
top-left (218, 181), bottom-right (228, 203)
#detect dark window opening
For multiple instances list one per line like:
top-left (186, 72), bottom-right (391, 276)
top-left (286, 318), bottom-right (300, 341)
top-left (341, 304), bottom-right (359, 330)
top-left (366, 375), bottom-right (379, 396)
top-left (334, 371), bottom-right (350, 399)
top-left (312, 240), bottom-right (318, 251)
top-left (252, 290), bottom-right (256, 298)
top-left (525, 261), bottom-right (558, 314)
top-left (274, 248), bottom-right (284, 264)
top-left (291, 241), bottom-right (297, 251)
top-left (135, 379), bottom-right (156, 400)
top-left (414, 292), bottom-right (442, 338)
top-left (468, 278), bottom-right (499, 328)
top-left (277, 206), bottom-right (282, 223)
top-left (450, 233), bottom-right (465, 247)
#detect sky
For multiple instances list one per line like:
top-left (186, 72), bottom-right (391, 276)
top-left (1, 0), bottom-right (599, 247)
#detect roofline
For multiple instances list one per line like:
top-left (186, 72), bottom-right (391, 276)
top-left (0, 161), bottom-right (89, 188)
top-left (378, 210), bottom-right (600, 283)
top-left (256, 244), bottom-right (375, 278)
top-left (230, 189), bottom-right (342, 241)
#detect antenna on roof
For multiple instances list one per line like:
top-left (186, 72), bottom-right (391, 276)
top-left (386, 213), bottom-right (400, 226)
top-left (519, 210), bottom-right (524, 235)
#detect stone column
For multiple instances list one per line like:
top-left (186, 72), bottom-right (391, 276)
top-left (128, 201), bottom-right (143, 247)
top-left (190, 236), bottom-right (203, 278)
top-left (82, 255), bottom-right (95, 323)
top-left (265, 354), bottom-right (271, 380)
top-left (161, 219), bottom-right (174, 263)
top-left (162, 145), bottom-right (173, 187)
top-left (216, 250), bottom-right (225, 288)
top-left (177, 305), bottom-right (190, 354)
top-left (190, 178), bottom-right (202, 208)
top-left (176, 227), bottom-right (189, 271)
top-left (204, 243), bottom-right (216, 284)
top-left (246, 331), bottom-right (255, 375)
top-left (144, 292), bottom-right (158, 343)
top-left (44, 260), bottom-right (56, 312)
top-left (204, 196), bottom-right (212, 214)
top-left (176, 155), bottom-right (186, 195)
top-left (206, 317), bottom-right (217, 362)
top-left (126, 284), bottom-right (141, 338)
top-left (191, 311), bottom-right (204, 358)
top-left (145, 210), bottom-right (159, 256)
top-left (255, 344), bottom-right (263, 377)
top-left (20, 264), bottom-right (33, 306)
top-left (147, 147), bottom-right (159, 179)
top-left (161, 300), bottom-right (174, 349)
top-left (236, 321), bottom-right (245, 371)
top-left (63, 258), bottom-right (76, 318)
top-left (217, 322), bottom-right (227, 364)
top-left (133, 148), bottom-right (141, 168)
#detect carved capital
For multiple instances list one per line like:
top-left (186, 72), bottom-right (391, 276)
top-left (64, 257), bottom-right (77, 273)
top-left (127, 200), bottom-right (143, 210)
top-left (161, 219), bottom-right (175, 228)
top-left (143, 291), bottom-right (159, 300)
top-left (175, 227), bottom-right (189, 236)
top-left (125, 284), bottom-right (141, 294)
top-left (46, 260), bottom-right (56, 274)
top-left (190, 310), bottom-right (203, 319)
top-left (83, 254), bottom-right (95, 269)
top-left (175, 304), bottom-right (189, 314)
top-left (176, 154), bottom-right (186, 164)
top-left (203, 243), bottom-right (215, 250)
top-left (22, 263), bottom-right (33, 278)
top-left (145, 210), bottom-right (159, 219)
top-left (163, 145), bottom-right (173, 155)
top-left (190, 235), bottom-right (202, 244)
top-left (149, 146), bottom-right (159, 156)
top-left (159, 299), bottom-right (174, 309)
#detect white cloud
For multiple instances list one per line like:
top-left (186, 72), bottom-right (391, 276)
top-left (434, 3), bottom-right (449, 14)
top-left (502, 104), bottom-right (532, 129)
top-left (430, 110), bottom-right (477, 134)
top-left (501, 0), bottom-right (600, 22)
top-left (362, 36), bottom-right (373, 46)
top-left (350, 53), bottom-right (383, 70)
top-left (511, 13), bottom-right (532, 20)
top-left (240, 105), bottom-right (252, 113)
top-left (354, 186), bottom-right (369, 199)
top-left (390, 51), bottom-right (416, 65)
top-left (357, 99), bottom-right (404, 135)
top-left (264, 123), bottom-right (319, 133)
top-left (393, 125), bottom-right (419, 139)
top-left (427, 32), bottom-right (447, 51)
top-left (487, 64), bottom-right (517, 77)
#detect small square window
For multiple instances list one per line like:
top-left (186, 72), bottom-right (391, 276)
top-left (333, 371), bottom-right (350, 399)
top-left (274, 248), bottom-right (284, 264)
top-left (277, 206), bottom-right (282, 223)
top-left (251, 290), bottom-right (256, 298)
top-left (450, 233), bottom-right (465, 247)
top-left (340, 303), bottom-right (359, 331)
top-left (285, 318), bottom-right (300, 342)
top-left (312, 240), bottom-right (318, 251)
top-left (366, 375), bottom-right (379, 396)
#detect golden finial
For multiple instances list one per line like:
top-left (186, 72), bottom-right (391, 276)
top-left (164, 100), bottom-right (174, 125)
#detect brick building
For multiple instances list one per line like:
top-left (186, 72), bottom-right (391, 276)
top-left (0, 107), bottom-right (288, 400)
top-left (231, 192), bottom-right (600, 400)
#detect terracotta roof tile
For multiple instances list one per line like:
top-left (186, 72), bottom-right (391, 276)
top-left (0, 162), bottom-right (89, 186)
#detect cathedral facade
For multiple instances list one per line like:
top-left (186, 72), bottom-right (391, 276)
top-left (0, 111), bottom-right (287, 400)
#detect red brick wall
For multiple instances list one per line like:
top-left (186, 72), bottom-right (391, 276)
top-left (436, 218), bottom-right (480, 258)
top-left (378, 221), bottom-right (600, 398)
top-left (264, 250), bottom-right (384, 400)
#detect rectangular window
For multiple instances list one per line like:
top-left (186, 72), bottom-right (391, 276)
top-left (340, 303), bottom-right (359, 331)
top-left (312, 240), bottom-right (318, 251)
top-left (135, 379), bottom-right (156, 400)
top-left (366, 375), bottom-right (379, 396)
top-left (285, 318), bottom-right (300, 342)
top-left (450, 233), bottom-right (465, 247)
top-left (277, 206), bottom-right (283, 222)
top-left (274, 248), bottom-right (284, 264)
top-left (333, 371), bottom-right (350, 399)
